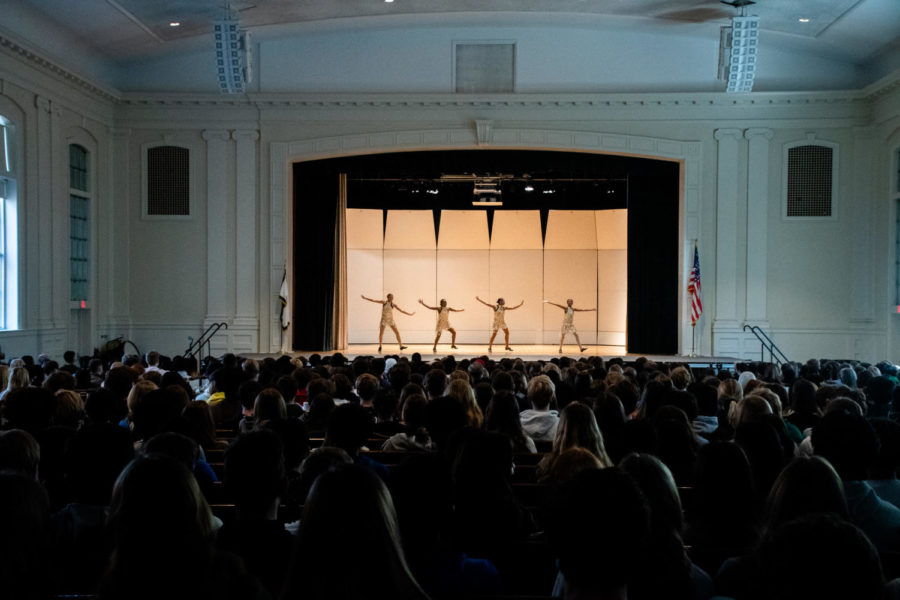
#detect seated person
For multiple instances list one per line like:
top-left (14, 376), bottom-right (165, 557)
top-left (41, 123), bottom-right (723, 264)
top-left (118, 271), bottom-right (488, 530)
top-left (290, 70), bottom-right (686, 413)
top-left (218, 430), bottom-right (294, 597)
top-left (519, 375), bottom-right (559, 442)
top-left (813, 410), bottom-right (900, 554)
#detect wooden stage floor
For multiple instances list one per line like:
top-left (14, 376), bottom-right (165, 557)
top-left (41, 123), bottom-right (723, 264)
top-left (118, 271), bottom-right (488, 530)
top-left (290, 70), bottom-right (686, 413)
top-left (273, 344), bottom-right (740, 370)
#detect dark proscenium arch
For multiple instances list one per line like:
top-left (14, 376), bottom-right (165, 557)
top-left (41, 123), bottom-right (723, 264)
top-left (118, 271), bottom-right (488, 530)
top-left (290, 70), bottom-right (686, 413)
top-left (292, 149), bottom-right (678, 353)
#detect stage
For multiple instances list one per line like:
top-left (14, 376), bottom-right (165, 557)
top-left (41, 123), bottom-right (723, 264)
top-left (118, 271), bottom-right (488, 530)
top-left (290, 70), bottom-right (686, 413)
top-left (275, 344), bottom-right (740, 372)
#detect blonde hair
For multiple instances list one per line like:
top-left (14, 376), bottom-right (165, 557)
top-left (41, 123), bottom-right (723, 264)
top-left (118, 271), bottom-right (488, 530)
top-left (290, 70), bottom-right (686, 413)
top-left (541, 402), bottom-right (613, 476)
top-left (54, 389), bottom-right (85, 426)
top-left (718, 379), bottom-right (743, 401)
top-left (447, 379), bottom-right (483, 428)
top-left (7, 367), bottom-right (30, 392)
top-left (127, 379), bottom-right (158, 416)
top-left (670, 366), bottom-right (692, 390)
top-left (527, 375), bottom-right (556, 410)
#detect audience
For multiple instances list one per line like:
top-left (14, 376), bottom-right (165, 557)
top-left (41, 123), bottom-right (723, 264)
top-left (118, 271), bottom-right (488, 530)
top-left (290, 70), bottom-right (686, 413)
top-left (4, 349), bottom-right (900, 598)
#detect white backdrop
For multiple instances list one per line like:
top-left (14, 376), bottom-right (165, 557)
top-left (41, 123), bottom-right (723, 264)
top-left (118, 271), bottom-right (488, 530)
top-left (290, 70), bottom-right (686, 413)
top-left (346, 208), bottom-right (627, 345)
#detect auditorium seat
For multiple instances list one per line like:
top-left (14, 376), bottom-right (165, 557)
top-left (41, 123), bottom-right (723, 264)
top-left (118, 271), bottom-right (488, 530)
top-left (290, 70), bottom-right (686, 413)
top-left (205, 448), bottom-right (226, 462)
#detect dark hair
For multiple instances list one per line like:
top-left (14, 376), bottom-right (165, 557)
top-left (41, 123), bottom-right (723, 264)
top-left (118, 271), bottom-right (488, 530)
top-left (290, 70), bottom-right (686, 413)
top-left (757, 514), bottom-right (883, 600)
top-left (263, 417), bottom-right (310, 472)
top-left (65, 423), bottom-right (134, 505)
top-left (238, 380), bottom-right (263, 412)
top-left (102, 455), bottom-right (258, 599)
top-left (812, 411), bottom-right (879, 481)
top-left (0, 429), bottom-right (41, 479)
top-left (618, 453), bottom-right (694, 599)
top-left (142, 431), bottom-right (201, 470)
top-left (325, 403), bottom-right (374, 455)
top-left (0, 471), bottom-right (52, 599)
top-left (225, 429), bottom-right (285, 515)
top-left (870, 417), bottom-right (900, 477)
top-left (84, 387), bottom-right (128, 426)
top-left (548, 468), bottom-right (650, 594)
top-left (690, 441), bottom-right (760, 549)
top-left (282, 464), bottom-right (427, 600)
top-left (424, 369), bottom-right (447, 398)
top-left (295, 446), bottom-right (354, 504)
top-left (485, 390), bottom-right (532, 453)
top-left (764, 456), bottom-right (848, 533)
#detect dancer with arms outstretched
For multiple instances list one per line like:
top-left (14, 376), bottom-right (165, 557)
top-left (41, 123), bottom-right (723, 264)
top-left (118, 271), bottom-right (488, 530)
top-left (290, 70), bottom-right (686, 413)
top-left (476, 296), bottom-right (524, 353)
top-left (361, 293), bottom-right (414, 353)
top-left (419, 298), bottom-right (464, 353)
top-left (545, 298), bottom-right (596, 353)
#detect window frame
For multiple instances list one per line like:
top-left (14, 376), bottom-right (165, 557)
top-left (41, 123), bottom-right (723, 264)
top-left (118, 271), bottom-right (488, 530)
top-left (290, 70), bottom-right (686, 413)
top-left (68, 143), bottom-right (91, 307)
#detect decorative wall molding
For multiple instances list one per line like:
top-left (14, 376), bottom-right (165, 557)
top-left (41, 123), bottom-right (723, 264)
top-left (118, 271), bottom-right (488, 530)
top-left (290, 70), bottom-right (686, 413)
top-left (0, 33), bottom-right (119, 104)
top-left (113, 90), bottom-right (879, 109)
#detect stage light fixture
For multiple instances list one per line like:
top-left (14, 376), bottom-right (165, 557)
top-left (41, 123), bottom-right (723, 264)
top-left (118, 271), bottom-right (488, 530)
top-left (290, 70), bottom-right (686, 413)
top-left (524, 184), bottom-right (534, 192)
top-left (214, 18), bottom-right (252, 94)
top-left (473, 178), bottom-right (503, 206)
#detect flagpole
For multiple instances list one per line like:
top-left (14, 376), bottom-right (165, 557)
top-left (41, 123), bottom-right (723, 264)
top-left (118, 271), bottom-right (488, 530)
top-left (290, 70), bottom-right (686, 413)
top-left (688, 238), bottom-right (699, 358)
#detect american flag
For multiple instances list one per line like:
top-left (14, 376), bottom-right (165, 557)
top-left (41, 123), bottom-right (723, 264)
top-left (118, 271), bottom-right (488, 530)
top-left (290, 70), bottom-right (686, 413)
top-left (688, 245), bottom-right (702, 326)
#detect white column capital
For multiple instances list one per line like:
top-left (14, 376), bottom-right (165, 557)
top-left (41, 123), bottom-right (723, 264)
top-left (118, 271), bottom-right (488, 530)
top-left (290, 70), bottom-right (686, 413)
top-left (714, 128), bottom-right (743, 141)
top-left (744, 128), bottom-right (774, 140)
top-left (202, 129), bottom-right (230, 142)
top-left (232, 130), bottom-right (260, 142)
top-left (34, 95), bottom-right (51, 112)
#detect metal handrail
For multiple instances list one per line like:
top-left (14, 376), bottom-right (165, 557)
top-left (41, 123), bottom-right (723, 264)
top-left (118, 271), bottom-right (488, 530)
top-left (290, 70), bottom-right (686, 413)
top-left (742, 324), bottom-right (789, 366)
top-left (184, 322), bottom-right (228, 366)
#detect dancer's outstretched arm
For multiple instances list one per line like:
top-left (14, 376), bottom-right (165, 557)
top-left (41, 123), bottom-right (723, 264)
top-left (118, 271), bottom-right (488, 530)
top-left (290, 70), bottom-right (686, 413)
top-left (394, 304), bottom-right (415, 316)
top-left (475, 296), bottom-right (494, 308)
top-left (361, 295), bottom-right (383, 304)
top-left (449, 307), bottom-right (465, 312)
top-left (544, 300), bottom-right (567, 310)
top-left (506, 300), bottom-right (525, 310)
top-left (573, 307), bottom-right (598, 312)
top-left (418, 299), bottom-right (439, 311)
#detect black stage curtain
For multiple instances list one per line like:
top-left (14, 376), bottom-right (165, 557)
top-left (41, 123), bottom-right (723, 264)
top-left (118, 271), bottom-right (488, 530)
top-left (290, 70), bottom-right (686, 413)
top-left (292, 164), bottom-right (338, 350)
top-left (626, 162), bottom-right (680, 354)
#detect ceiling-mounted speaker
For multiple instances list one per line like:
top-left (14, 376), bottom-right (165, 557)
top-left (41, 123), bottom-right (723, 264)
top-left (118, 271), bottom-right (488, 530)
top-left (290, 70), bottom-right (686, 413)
top-left (213, 20), bottom-right (252, 94)
top-left (718, 14), bottom-right (759, 93)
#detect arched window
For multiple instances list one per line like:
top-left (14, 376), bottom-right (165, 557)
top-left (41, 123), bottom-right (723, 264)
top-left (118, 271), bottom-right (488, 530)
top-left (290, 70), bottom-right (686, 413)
top-left (69, 144), bottom-right (90, 303)
top-left (0, 115), bottom-right (19, 330)
top-left (893, 145), bottom-right (900, 309)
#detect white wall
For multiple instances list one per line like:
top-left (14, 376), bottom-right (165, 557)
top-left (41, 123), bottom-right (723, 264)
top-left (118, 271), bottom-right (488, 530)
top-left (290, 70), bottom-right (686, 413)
top-left (2, 29), bottom-right (900, 363)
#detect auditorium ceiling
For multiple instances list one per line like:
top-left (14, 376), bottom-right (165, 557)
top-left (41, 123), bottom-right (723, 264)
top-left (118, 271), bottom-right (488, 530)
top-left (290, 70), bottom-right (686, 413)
top-left (3, 0), bottom-right (898, 94)
top-left (9, 0), bottom-right (899, 66)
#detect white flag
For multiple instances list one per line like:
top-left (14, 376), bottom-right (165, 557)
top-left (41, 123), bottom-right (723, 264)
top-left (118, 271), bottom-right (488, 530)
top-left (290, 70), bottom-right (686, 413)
top-left (279, 269), bottom-right (290, 331)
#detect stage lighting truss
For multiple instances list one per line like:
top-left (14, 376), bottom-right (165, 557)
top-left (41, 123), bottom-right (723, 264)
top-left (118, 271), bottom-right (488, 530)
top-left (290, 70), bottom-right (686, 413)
top-left (472, 177), bottom-right (504, 206)
top-left (718, 13), bottom-right (759, 93)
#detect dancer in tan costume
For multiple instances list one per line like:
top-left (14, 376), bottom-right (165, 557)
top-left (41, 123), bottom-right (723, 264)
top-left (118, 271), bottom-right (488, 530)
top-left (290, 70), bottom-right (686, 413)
top-left (361, 293), bottom-right (414, 352)
top-left (545, 298), bottom-right (596, 353)
top-left (419, 298), bottom-right (464, 353)
top-left (475, 296), bottom-right (524, 353)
